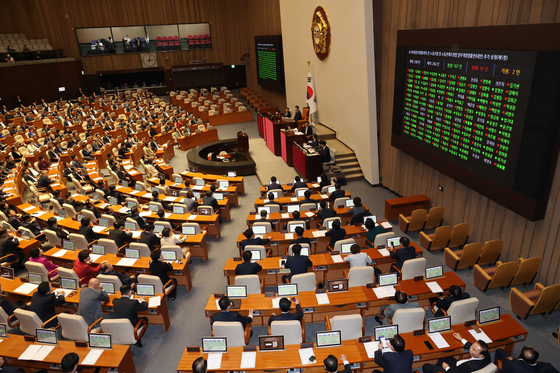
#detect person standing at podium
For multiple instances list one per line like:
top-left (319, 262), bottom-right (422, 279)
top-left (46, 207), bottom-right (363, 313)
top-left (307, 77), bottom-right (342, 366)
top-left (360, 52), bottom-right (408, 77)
top-left (283, 107), bottom-right (291, 118)
top-left (293, 106), bottom-right (302, 122)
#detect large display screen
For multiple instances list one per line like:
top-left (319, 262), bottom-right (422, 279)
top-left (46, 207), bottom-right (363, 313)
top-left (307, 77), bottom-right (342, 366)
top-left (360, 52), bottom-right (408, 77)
top-left (391, 25), bottom-right (560, 221)
top-left (255, 35), bottom-right (285, 92)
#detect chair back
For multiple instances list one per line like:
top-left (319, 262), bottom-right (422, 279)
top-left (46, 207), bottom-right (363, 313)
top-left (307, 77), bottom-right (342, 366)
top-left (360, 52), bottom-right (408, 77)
top-left (197, 205), bottom-right (215, 215)
top-left (69, 233), bottom-right (90, 251)
top-left (404, 209), bottom-right (428, 232)
top-left (333, 238), bottom-right (356, 252)
top-left (392, 308), bottom-right (425, 333)
top-left (244, 245), bottom-right (267, 259)
top-left (448, 223), bottom-right (470, 249)
top-left (57, 267), bottom-right (82, 283)
top-left (137, 274), bottom-right (164, 294)
top-left (212, 322), bottom-right (246, 347)
top-left (81, 209), bottom-right (97, 223)
top-left (19, 226), bottom-right (36, 239)
top-left (532, 284), bottom-right (560, 315)
top-left (425, 206), bottom-right (445, 230)
top-left (430, 226), bottom-right (453, 251)
top-left (266, 204), bottom-right (280, 213)
top-left (0, 211), bottom-right (7, 222)
top-left (155, 220), bottom-right (173, 232)
top-left (129, 242), bottom-right (152, 257)
top-left (125, 218), bottom-right (140, 231)
top-left (181, 223), bottom-right (202, 234)
top-left (472, 364), bottom-right (497, 373)
top-left (235, 275), bottom-right (262, 294)
top-left (322, 217), bottom-right (341, 229)
top-left (487, 262), bottom-right (518, 289)
top-left (287, 221), bottom-right (307, 232)
top-left (25, 261), bottom-right (49, 282)
top-left (101, 214), bottom-right (116, 227)
top-left (13, 309), bottom-right (43, 335)
top-left (456, 242), bottom-right (483, 270)
top-left (447, 297), bottom-right (479, 325)
top-left (291, 273), bottom-right (316, 292)
top-left (50, 198), bottom-right (62, 214)
top-left (348, 267), bottom-right (374, 287)
top-left (62, 203), bottom-right (77, 218)
top-left (100, 319), bottom-right (137, 345)
top-left (97, 274), bottom-right (123, 290)
top-left (333, 197), bottom-right (349, 208)
top-left (0, 308), bottom-right (12, 329)
top-left (511, 257), bottom-right (541, 286)
top-left (373, 232), bottom-right (396, 247)
top-left (58, 313), bottom-right (89, 341)
top-left (401, 257), bottom-right (426, 280)
top-left (287, 243), bottom-right (311, 256)
top-left (98, 238), bottom-right (120, 254)
top-left (478, 239), bottom-right (503, 266)
top-left (252, 222), bottom-right (272, 233)
top-left (300, 203), bottom-right (316, 212)
top-left (161, 245), bottom-right (187, 259)
top-left (331, 314), bottom-right (363, 341)
top-left (270, 320), bottom-right (303, 344)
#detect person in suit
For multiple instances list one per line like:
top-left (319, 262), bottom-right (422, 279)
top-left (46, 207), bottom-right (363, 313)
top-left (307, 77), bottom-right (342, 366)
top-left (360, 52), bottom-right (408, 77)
top-left (324, 354), bottom-right (352, 373)
top-left (301, 121), bottom-right (313, 136)
top-left (155, 209), bottom-right (177, 230)
top-left (0, 228), bottom-right (23, 270)
top-left (328, 184), bottom-right (346, 203)
top-left (45, 217), bottom-right (68, 241)
top-left (100, 262), bottom-right (135, 285)
top-left (422, 334), bottom-right (490, 373)
top-left (282, 244), bottom-right (313, 283)
top-left (79, 217), bottom-right (99, 243)
top-left (319, 140), bottom-right (331, 164)
top-left (84, 200), bottom-right (101, 219)
top-left (264, 192), bottom-right (281, 210)
top-left (429, 285), bottom-right (470, 317)
top-left (128, 207), bottom-right (147, 230)
top-left (372, 334), bottom-right (413, 373)
top-left (290, 226), bottom-right (311, 246)
top-left (293, 106), bottom-right (302, 122)
top-left (21, 215), bottom-right (45, 241)
top-left (37, 170), bottom-right (55, 192)
top-left (291, 176), bottom-right (307, 193)
top-left (192, 357), bottom-right (207, 373)
top-left (150, 249), bottom-right (177, 300)
top-left (96, 180), bottom-right (110, 197)
top-left (108, 185), bottom-right (126, 204)
top-left (283, 107), bottom-right (291, 118)
top-left (268, 297), bottom-right (303, 326)
top-left (348, 197), bottom-right (366, 216)
top-left (7, 209), bottom-right (22, 230)
top-left (202, 191), bottom-right (218, 210)
top-left (365, 218), bottom-right (387, 248)
top-left (77, 278), bottom-right (109, 326)
top-left (495, 346), bottom-right (558, 373)
top-left (317, 200), bottom-right (337, 224)
top-left (211, 295), bottom-right (254, 329)
top-left (235, 251), bottom-right (262, 275)
top-left (376, 291), bottom-right (421, 325)
top-left (282, 211), bottom-right (310, 231)
top-left (113, 284), bottom-right (148, 347)
top-left (108, 221), bottom-right (132, 249)
top-left (325, 219), bottom-right (346, 249)
top-left (298, 190), bottom-right (315, 206)
top-left (389, 237), bottom-right (416, 271)
top-left (23, 168), bottom-right (38, 184)
top-left (240, 228), bottom-right (272, 250)
top-left (140, 225), bottom-right (160, 252)
top-left (268, 176), bottom-right (283, 191)
top-left (0, 356), bottom-right (25, 373)
top-left (29, 282), bottom-right (66, 327)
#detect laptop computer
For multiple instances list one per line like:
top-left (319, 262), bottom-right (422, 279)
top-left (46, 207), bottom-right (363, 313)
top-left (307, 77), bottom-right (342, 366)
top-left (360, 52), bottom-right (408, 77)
top-left (0, 323), bottom-right (7, 338)
top-left (122, 180), bottom-right (129, 188)
top-left (174, 176), bottom-right (183, 184)
top-left (58, 209), bottom-right (67, 218)
top-left (327, 186), bottom-right (336, 194)
top-left (268, 190), bottom-right (281, 199)
top-left (363, 215), bottom-right (377, 224)
top-left (127, 201), bottom-right (137, 209)
top-left (198, 207), bottom-right (211, 215)
top-left (248, 250), bottom-right (261, 261)
top-left (149, 203), bottom-right (160, 213)
top-left (316, 330), bottom-right (342, 348)
top-left (218, 180), bottom-right (229, 189)
top-left (227, 171), bottom-right (236, 177)
top-left (76, 214), bottom-right (85, 222)
top-left (136, 284), bottom-right (155, 297)
top-left (0, 267), bottom-right (14, 280)
top-left (135, 184), bottom-right (143, 192)
top-left (108, 196), bottom-right (118, 206)
top-left (195, 179), bottom-right (205, 186)
top-left (252, 225), bottom-right (267, 235)
top-left (214, 192), bottom-right (224, 201)
top-left (345, 199), bottom-right (355, 208)
top-left (296, 189), bottom-right (307, 197)
top-left (124, 222), bottom-right (137, 231)
top-left (226, 285), bottom-right (247, 309)
top-left (291, 246), bottom-right (309, 256)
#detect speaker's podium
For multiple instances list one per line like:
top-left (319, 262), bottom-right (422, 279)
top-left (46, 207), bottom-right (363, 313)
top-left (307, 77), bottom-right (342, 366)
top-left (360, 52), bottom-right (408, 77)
top-left (236, 131), bottom-right (249, 152)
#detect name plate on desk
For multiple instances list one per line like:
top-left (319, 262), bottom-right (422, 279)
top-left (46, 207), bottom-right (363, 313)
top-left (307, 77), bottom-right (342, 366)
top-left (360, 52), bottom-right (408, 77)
top-left (301, 342), bottom-right (313, 349)
top-left (233, 257), bottom-right (242, 261)
top-left (243, 345), bottom-right (256, 351)
top-left (265, 292), bottom-right (276, 297)
top-left (187, 346), bottom-right (201, 352)
top-left (464, 320), bottom-right (477, 327)
top-left (366, 283), bottom-right (376, 288)
top-left (413, 329), bottom-right (425, 336)
top-left (330, 251), bottom-right (340, 255)
top-left (214, 293), bottom-right (225, 298)
top-left (24, 335), bottom-right (36, 342)
top-left (267, 270), bottom-right (276, 274)
top-left (359, 336), bottom-right (372, 343)
top-left (316, 288), bottom-right (326, 294)
top-left (414, 276), bottom-right (423, 282)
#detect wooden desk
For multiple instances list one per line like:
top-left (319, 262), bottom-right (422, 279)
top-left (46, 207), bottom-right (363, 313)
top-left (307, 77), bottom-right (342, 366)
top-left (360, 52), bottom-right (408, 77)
top-left (125, 142), bottom-right (147, 165)
top-left (1, 335), bottom-right (136, 373)
top-left (385, 195), bottom-right (431, 221)
top-left (178, 129), bottom-right (219, 152)
top-left (293, 142), bottom-right (323, 182)
top-left (281, 131), bottom-right (307, 167)
top-left (179, 170), bottom-right (245, 195)
top-left (156, 143), bottom-right (175, 161)
top-left (178, 314), bottom-right (526, 372)
top-left (253, 191), bottom-right (352, 210)
top-left (155, 130), bottom-right (174, 146)
top-left (208, 110), bottom-right (254, 126)
top-left (147, 177), bottom-right (239, 208)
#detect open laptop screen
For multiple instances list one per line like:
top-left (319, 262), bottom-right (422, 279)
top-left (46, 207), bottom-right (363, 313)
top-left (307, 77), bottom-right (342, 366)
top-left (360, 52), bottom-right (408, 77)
top-left (428, 316), bottom-right (452, 333)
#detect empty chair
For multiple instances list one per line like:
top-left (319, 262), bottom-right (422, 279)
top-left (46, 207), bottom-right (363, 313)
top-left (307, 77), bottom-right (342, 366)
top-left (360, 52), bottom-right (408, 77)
top-left (80, 209), bottom-right (97, 223)
top-left (265, 204), bottom-right (280, 213)
top-left (326, 314), bottom-right (364, 340)
top-left (97, 238), bottom-right (121, 255)
top-left (181, 222), bottom-right (202, 234)
top-left (125, 218), bottom-right (141, 231)
top-left (30, 185), bottom-right (52, 203)
top-left (472, 364), bottom-right (497, 373)
top-left (510, 283), bottom-right (560, 320)
top-left (345, 266), bottom-right (374, 287)
top-left (197, 205), bottom-right (215, 215)
top-left (270, 320), bottom-right (304, 345)
top-left (25, 261), bottom-right (59, 282)
top-left (291, 272), bottom-right (316, 292)
top-left (478, 239), bottom-right (503, 266)
top-left (69, 233), bottom-right (93, 251)
top-left (62, 203), bottom-right (77, 219)
top-left (373, 232), bottom-right (396, 248)
top-left (286, 220), bottom-right (307, 232)
top-left (129, 243), bottom-right (151, 257)
top-left (57, 268), bottom-right (83, 285)
top-left (398, 208), bottom-right (427, 233)
top-left (329, 238), bottom-right (357, 252)
top-left (300, 203), bottom-right (316, 212)
top-left (58, 314), bottom-right (91, 341)
top-left (100, 319), bottom-right (147, 345)
top-left (445, 297), bottom-right (479, 324)
top-left (424, 206), bottom-right (445, 230)
top-left (252, 222), bottom-right (272, 233)
top-left (235, 275), bottom-right (264, 294)
top-left (448, 223), bottom-right (470, 249)
top-left (137, 274), bottom-right (175, 296)
top-left (97, 274), bottom-right (123, 290)
top-left (13, 309), bottom-right (51, 335)
top-left (393, 257), bottom-right (426, 280)
top-left (101, 214), bottom-right (116, 227)
top-left (44, 229), bottom-right (62, 248)
top-left (473, 261), bottom-right (518, 292)
top-left (510, 257), bottom-right (541, 287)
top-left (212, 321), bottom-right (250, 347)
top-left (333, 197), bottom-right (349, 208)
top-left (445, 242), bottom-right (483, 271)
top-left (420, 225), bottom-right (452, 252)
top-left (391, 308), bottom-right (425, 333)
top-left (50, 198), bottom-right (62, 214)
top-left (0, 307), bottom-right (18, 330)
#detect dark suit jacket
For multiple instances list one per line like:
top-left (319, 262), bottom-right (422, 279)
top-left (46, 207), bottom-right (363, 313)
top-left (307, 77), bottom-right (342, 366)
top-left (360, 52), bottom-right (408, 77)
top-left (140, 231), bottom-right (159, 252)
top-left (149, 260), bottom-right (173, 286)
top-left (435, 293), bottom-right (471, 313)
top-left (268, 182), bottom-right (283, 191)
top-left (37, 175), bottom-right (54, 189)
top-left (102, 269), bottom-right (134, 285)
top-left (447, 343), bottom-right (491, 373)
top-left (211, 310), bottom-right (253, 329)
top-left (390, 246), bottom-right (416, 270)
top-left (268, 304), bottom-right (303, 325)
top-left (293, 111), bottom-right (302, 122)
top-left (235, 261), bottom-right (262, 275)
top-left (291, 181), bottom-right (308, 193)
top-left (108, 229), bottom-right (132, 248)
top-left (113, 296), bottom-right (148, 326)
top-left (79, 226), bottom-right (99, 243)
top-left (290, 237), bottom-right (312, 246)
top-left (499, 355), bottom-right (558, 373)
top-left (325, 228), bottom-right (347, 249)
top-left (284, 254), bottom-right (313, 279)
top-left (317, 208), bottom-right (337, 223)
top-left (49, 226), bottom-right (68, 240)
top-left (329, 189), bottom-right (346, 203)
top-left (29, 292), bottom-right (65, 326)
top-left (240, 237), bottom-right (271, 250)
top-left (1, 297), bottom-right (15, 316)
top-left (130, 214), bottom-right (147, 230)
top-left (374, 349), bottom-right (414, 373)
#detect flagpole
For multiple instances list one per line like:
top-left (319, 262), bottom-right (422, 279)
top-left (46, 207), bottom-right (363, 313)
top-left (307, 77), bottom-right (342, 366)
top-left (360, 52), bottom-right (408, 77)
top-left (307, 60), bottom-right (312, 124)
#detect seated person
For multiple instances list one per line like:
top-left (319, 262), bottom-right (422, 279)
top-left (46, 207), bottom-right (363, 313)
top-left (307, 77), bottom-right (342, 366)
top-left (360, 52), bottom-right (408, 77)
top-left (376, 291), bottom-right (421, 325)
top-left (268, 297), bottom-right (303, 325)
top-left (100, 261), bottom-right (135, 285)
top-left (282, 211), bottom-right (310, 231)
top-left (128, 207), bottom-right (147, 230)
top-left (240, 228), bottom-right (272, 250)
top-left (151, 190), bottom-right (169, 210)
top-left (0, 228), bottom-right (23, 270)
top-left (268, 176), bottom-right (283, 191)
top-left (29, 282), bottom-right (66, 327)
top-left (28, 247), bottom-right (59, 279)
top-left (290, 226), bottom-right (311, 246)
top-left (211, 295), bottom-right (254, 330)
top-left (389, 237), bottom-right (415, 271)
top-left (150, 250), bottom-right (177, 300)
top-left (298, 190), bottom-right (315, 206)
top-left (429, 285), bottom-right (470, 317)
top-left (372, 334), bottom-right (414, 373)
top-left (343, 244), bottom-right (373, 267)
top-left (317, 200), bottom-right (337, 224)
top-left (113, 284), bottom-right (148, 347)
top-left (77, 278), bottom-right (110, 327)
top-left (257, 210), bottom-right (275, 231)
top-left (79, 217), bottom-right (99, 243)
top-left (348, 197), bottom-right (366, 216)
top-left (160, 227), bottom-right (187, 247)
top-left (202, 191), bottom-right (218, 211)
top-left (319, 173), bottom-right (332, 190)
top-left (73, 249), bottom-right (104, 286)
top-left (155, 209), bottom-right (177, 230)
top-left (107, 221), bottom-right (132, 249)
top-left (83, 199), bottom-right (101, 219)
top-left (325, 219), bottom-right (346, 249)
top-left (365, 218), bottom-right (387, 248)
top-left (20, 213), bottom-right (45, 241)
top-left (494, 346), bottom-right (558, 373)
top-left (264, 192), bottom-right (281, 209)
top-left (140, 225), bottom-right (160, 252)
top-left (328, 184), bottom-right (346, 203)
top-left (422, 334), bottom-right (490, 373)
top-left (282, 244), bottom-right (313, 283)
top-left (235, 251), bottom-right (262, 275)
top-left (291, 176), bottom-right (307, 193)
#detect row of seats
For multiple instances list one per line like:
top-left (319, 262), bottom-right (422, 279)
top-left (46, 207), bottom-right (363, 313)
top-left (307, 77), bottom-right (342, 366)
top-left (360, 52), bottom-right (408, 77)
top-left (1, 38), bottom-right (52, 51)
top-left (444, 239), bottom-right (502, 271)
top-left (420, 222), bottom-right (470, 251)
top-left (399, 206), bottom-right (444, 233)
top-left (0, 33), bottom-right (28, 40)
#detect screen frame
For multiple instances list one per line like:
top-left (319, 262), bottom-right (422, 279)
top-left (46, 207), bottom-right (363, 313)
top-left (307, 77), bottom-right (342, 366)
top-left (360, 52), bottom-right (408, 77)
top-left (226, 285), bottom-right (247, 299)
top-left (425, 265), bottom-right (444, 280)
top-left (428, 316), bottom-right (452, 334)
top-left (258, 335), bottom-right (285, 351)
top-left (478, 306), bottom-right (501, 325)
top-left (201, 337), bottom-right (227, 353)
top-left (315, 330), bottom-right (342, 348)
top-left (373, 325), bottom-right (399, 341)
top-left (36, 328), bottom-right (58, 345)
top-left (277, 283), bottom-right (298, 297)
top-left (378, 273), bottom-right (398, 287)
top-left (89, 332), bottom-right (113, 349)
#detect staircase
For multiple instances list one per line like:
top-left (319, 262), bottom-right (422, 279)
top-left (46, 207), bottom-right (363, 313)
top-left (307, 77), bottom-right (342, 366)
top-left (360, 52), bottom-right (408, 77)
top-left (314, 124), bottom-right (364, 182)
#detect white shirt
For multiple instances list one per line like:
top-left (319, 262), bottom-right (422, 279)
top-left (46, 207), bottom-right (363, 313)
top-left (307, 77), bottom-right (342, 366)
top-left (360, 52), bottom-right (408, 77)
top-left (445, 339), bottom-right (484, 370)
top-left (343, 252), bottom-right (373, 267)
top-left (161, 236), bottom-right (186, 246)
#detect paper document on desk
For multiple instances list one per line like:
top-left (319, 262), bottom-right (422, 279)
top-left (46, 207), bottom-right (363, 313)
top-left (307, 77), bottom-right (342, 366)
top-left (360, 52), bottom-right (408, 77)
top-left (192, 186), bottom-right (204, 190)
top-left (149, 296), bottom-right (161, 308)
top-left (469, 328), bottom-right (493, 344)
top-left (116, 186), bottom-right (123, 190)
top-left (281, 213), bottom-right (290, 219)
top-left (131, 231), bottom-right (142, 239)
top-left (143, 193), bottom-right (153, 199)
top-left (92, 226), bottom-right (107, 233)
top-left (130, 190), bottom-right (140, 195)
top-left (291, 197), bottom-right (298, 202)
top-left (165, 213), bottom-right (172, 218)
top-left (378, 248), bottom-right (390, 257)
top-left (32, 211), bottom-right (48, 217)
top-left (428, 332), bottom-right (450, 348)
top-left (305, 211), bottom-right (315, 217)
top-left (331, 255), bottom-right (344, 263)
top-left (299, 348), bottom-right (315, 365)
top-left (312, 183), bottom-right (320, 188)
top-left (312, 230), bottom-right (326, 237)
top-left (82, 349), bottom-right (104, 365)
top-left (272, 297), bottom-right (281, 308)
top-left (240, 351), bottom-right (257, 369)
top-left (118, 207), bottom-right (130, 214)
top-left (187, 215), bottom-right (197, 220)
top-left (426, 281), bottom-right (444, 293)
top-left (139, 211), bottom-right (152, 217)
top-left (117, 258), bottom-right (137, 266)
top-left (32, 345), bottom-right (55, 361)
top-left (14, 283), bottom-right (39, 295)
top-left (364, 341), bottom-right (377, 358)
top-left (373, 286), bottom-right (396, 299)
top-left (19, 345), bottom-right (43, 360)
top-left (316, 293), bottom-right (330, 305)
top-left (89, 254), bottom-right (102, 263)
top-left (23, 206), bottom-right (35, 212)
top-left (207, 352), bottom-right (223, 370)
top-left (52, 249), bottom-right (68, 257)
top-left (380, 222), bottom-right (393, 229)
top-left (284, 233), bottom-right (294, 240)
top-left (164, 197), bottom-right (175, 201)
top-left (98, 203), bottom-right (108, 209)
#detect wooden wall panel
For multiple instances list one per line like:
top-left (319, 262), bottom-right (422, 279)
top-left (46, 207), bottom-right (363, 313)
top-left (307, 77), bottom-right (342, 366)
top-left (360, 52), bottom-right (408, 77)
top-left (377, 0), bottom-right (560, 285)
top-left (0, 0), bottom-right (286, 109)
